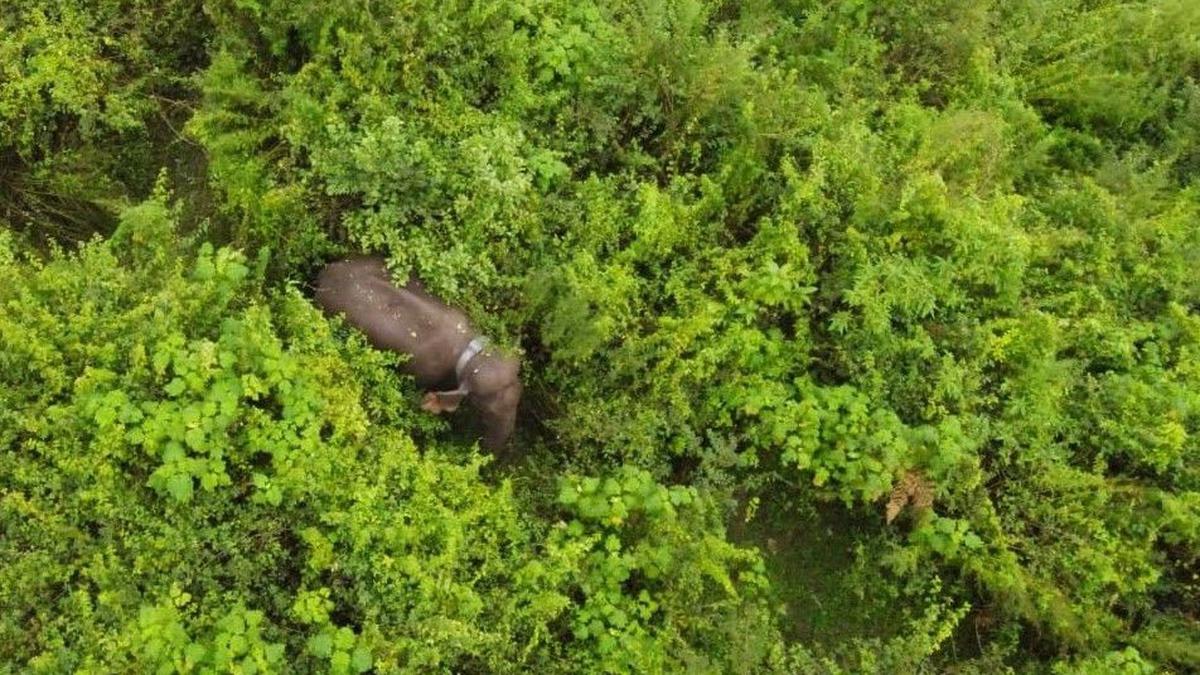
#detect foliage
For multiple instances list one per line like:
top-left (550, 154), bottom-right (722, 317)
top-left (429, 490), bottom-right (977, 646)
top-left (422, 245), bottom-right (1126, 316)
top-left (0, 198), bottom-right (772, 672)
top-left (4, 0), bottom-right (1200, 672)
top-left (0, 0), bottom-right (209, 241)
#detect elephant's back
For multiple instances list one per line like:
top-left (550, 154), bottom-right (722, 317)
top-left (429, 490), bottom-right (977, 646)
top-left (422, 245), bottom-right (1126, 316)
top-left (315, 256), bottom-right (389, 290)
top-left (314, 257), bottom-right (399, 336)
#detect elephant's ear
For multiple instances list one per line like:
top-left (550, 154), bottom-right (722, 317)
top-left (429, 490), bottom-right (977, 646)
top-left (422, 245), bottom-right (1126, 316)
top-left (421, 389), bottom-right (467, 414)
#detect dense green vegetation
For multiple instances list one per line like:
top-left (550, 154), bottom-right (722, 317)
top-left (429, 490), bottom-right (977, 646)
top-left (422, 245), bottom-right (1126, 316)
top-left (2, 0), bottom-right (1198, 672)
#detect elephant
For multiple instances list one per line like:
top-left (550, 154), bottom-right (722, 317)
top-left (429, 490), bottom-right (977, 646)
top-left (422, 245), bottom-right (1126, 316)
top-left (314, 256), bottom-right (521, 450)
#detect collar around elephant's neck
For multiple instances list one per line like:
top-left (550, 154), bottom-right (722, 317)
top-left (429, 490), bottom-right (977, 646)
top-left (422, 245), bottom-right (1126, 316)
top-left (455, 337), bottom-right (488, 389)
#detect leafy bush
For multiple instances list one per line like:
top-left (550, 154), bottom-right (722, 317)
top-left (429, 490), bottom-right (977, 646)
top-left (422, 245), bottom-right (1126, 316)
top-left (0, 197), bottom-right (775, 672)
top-left (3, 0), bottom-right (1200, 671)
top-left (0, 0), bottom-right (208, 241)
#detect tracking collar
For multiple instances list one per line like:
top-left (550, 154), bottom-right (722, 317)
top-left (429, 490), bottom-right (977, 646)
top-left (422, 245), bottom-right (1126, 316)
top-left (455, 337), bottom-right (488, 389)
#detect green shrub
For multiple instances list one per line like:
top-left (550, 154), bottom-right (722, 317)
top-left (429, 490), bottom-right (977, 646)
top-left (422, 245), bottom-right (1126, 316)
top-left (4, 0), bottom-right (1200, 671)
top-left (0, 197), bottom-right (777, 672)
top-left (0, 0), bottom-right (208, 241)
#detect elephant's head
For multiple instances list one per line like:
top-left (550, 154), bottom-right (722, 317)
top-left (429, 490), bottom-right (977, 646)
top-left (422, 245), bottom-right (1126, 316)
top-left (421, 344), bottom-right (522, 450)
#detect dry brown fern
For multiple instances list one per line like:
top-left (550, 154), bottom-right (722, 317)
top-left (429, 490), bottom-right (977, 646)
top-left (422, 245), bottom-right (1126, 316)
top-left (885, 470), bottom-right (935, 524)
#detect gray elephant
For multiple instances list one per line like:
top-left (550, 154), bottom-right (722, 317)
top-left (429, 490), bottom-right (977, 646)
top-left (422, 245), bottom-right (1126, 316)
top-left (314, 256), bottom-right (521, 450)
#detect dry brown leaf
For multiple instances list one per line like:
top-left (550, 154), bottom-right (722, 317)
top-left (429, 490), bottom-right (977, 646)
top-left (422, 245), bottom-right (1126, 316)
top-left (885, 470), bottom-right (935, 524)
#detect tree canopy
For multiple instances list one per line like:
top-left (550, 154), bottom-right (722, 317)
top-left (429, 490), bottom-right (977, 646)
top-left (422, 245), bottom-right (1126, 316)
top-left (2, 1), bottom-right (1198, 672)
